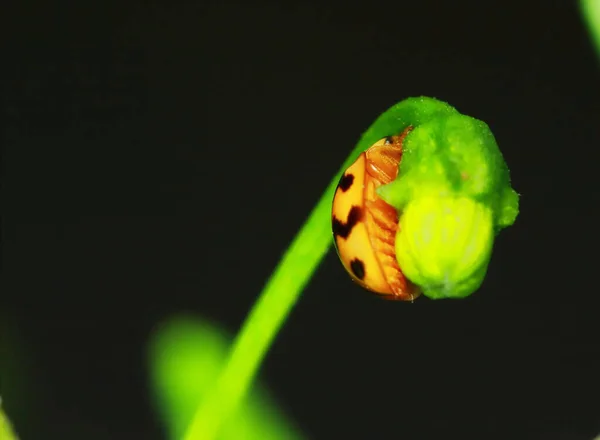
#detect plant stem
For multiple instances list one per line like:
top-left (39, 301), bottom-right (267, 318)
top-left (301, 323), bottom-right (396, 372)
top-left (182, 147), bottom-right (364, 440)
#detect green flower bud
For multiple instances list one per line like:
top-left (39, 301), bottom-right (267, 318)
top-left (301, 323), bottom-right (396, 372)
top-left (396, 197), bottom-right (493, 299)
top-left (367, 97), bottom-right (519, 299)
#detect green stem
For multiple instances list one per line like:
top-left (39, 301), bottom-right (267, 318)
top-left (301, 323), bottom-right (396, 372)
top-left (182, 143), bottom-right (364, 440)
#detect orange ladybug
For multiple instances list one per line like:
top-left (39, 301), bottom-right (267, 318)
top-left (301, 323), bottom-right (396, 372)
top-left (331, 127), bottom-right (420, 301)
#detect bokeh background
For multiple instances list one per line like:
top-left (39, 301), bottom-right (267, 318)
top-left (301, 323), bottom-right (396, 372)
top-left (3, 0), bottom-right (600, 439)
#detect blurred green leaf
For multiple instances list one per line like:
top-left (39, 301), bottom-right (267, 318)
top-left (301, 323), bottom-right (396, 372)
top-left (581, 0), bottom-right (600, 58)
top-left (148, 315), bottom-right (304, 440)
top-left (0, 404), bottom-right (19, 440)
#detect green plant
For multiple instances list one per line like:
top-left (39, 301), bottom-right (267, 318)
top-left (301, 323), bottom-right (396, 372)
top-left (179, 96), bottom-right (519, 440)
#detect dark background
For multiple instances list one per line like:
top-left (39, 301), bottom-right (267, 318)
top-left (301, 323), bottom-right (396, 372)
top-left (3, 1), bottom-right (600, 439)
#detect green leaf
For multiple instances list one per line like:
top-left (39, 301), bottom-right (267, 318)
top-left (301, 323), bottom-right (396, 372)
top-left (148, 316), bottom-right (304, 440)
top-left (0, 404), bottom-right (19, 440)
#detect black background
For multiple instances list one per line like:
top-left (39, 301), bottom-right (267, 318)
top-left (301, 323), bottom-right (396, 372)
top-left (3, 1), bottom-right (600, 439)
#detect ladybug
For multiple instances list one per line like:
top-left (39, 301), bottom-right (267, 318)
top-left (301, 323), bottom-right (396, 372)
top-left (331, 127), bottom-right (420, 301)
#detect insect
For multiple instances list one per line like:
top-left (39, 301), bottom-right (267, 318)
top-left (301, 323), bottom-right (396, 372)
top-left (331, 127), bottom-right (420, 301)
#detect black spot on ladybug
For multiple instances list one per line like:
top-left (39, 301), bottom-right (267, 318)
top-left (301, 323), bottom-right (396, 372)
top-left (338, 173), bottom-right (354, 192)
top-left (332, 206), bottom-right (363, 239)
top-left (350, 258), bottom-right (365, 280)
top-left (384, 136), bottom-right (393, 145)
